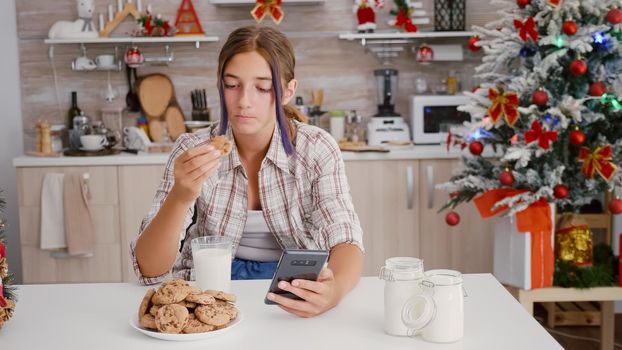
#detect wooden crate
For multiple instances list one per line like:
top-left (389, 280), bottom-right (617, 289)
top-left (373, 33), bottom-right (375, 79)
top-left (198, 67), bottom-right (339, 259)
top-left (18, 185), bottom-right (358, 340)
top-left (541, 301), bottom-right (602, 328)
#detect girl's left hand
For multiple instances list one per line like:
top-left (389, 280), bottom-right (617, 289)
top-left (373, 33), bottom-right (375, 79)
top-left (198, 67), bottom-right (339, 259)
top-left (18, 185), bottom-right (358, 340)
top-left (265, 268), bottom-right (341, 318)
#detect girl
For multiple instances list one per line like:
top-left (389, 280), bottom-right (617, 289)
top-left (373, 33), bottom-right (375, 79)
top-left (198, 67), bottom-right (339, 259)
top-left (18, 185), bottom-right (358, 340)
top-left (131, 26), bottom-right (364, 317)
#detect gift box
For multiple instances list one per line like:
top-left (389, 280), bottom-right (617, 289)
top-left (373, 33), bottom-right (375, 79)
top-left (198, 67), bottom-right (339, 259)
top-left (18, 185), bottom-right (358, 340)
top-left (492, 206), bottom-right (555, 290)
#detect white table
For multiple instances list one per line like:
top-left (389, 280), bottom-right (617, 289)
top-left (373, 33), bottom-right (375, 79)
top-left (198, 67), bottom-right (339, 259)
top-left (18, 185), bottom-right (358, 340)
top-left (1, 274), bottom-right (560, 349)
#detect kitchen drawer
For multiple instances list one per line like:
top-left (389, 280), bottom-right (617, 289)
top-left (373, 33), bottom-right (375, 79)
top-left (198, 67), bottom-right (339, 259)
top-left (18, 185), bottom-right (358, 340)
top-left (17, 166), bottom-right (119, 207)
top-left (21, 243), bottom-right (122, 283)
top-left (19, 205), bottom-right (120, 246)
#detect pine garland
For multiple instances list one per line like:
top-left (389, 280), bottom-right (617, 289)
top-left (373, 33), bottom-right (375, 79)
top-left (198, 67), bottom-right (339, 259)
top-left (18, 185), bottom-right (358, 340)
top-left (553, 243), bottom-right (616, 288)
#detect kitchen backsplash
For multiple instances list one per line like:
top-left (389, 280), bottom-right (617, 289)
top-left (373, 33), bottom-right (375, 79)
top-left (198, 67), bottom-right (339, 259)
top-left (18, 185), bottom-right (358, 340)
top-left (15, 0), bottom-right (496, 149)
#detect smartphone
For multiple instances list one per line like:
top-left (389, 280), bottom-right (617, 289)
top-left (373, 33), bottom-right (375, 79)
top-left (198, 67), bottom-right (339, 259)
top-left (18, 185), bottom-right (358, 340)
top-left (264, 249), bottom-right (329, 305)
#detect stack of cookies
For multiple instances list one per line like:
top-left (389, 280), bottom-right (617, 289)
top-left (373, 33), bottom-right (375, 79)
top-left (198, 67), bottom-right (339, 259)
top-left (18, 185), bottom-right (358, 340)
top-left (138, 278), bottom-right (239, 334)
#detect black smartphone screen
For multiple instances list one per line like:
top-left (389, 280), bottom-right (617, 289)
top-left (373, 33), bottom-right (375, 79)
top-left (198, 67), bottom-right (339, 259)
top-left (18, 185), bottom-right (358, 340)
top-left (264, 249), bottom-right (329, 305)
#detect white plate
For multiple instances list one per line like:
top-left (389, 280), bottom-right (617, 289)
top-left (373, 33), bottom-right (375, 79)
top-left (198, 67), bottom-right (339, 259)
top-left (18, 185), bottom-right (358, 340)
top-left (129, 311), bottom-right (243, 341)
top-left (80, 147), bottom-right (103, 152)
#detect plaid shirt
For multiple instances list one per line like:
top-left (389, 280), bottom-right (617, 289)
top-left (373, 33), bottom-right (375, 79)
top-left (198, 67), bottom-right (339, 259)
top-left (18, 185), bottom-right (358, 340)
top-left (130, 121), bottom-right (364, 285)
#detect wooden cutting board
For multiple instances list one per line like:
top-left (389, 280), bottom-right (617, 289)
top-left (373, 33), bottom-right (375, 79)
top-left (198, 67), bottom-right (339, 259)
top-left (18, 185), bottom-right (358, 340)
top-left (137, 74), bottom-right (174, 119)
top-left (148, 119), bottom-right (164, 142)
top-left (164, 105), bottom-right (186, 141)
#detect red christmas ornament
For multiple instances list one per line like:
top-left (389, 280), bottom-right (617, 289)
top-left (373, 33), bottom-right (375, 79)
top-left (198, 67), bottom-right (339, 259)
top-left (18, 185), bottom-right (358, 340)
top-left (553, 184), bottom-right (569, 199)
top-left (469, 141), bottom-right (484, 155)
top-left (607, 8), bottom-right (622, 25)
top-left (570, 59), bottom-right (587, 76)
top-left (517, 0), bottom-right (530, 8)
top-left (562, 20), bottom-right (577, 36)
top-left (569, 129), bottom-right (585, 146)
top-left (532, 90), bottom-right (548, 106)
top-left (499, 170), bottom-right (514, 186)
top-left (589, 82), bottom-right (606, 97)
top-left (445, 211), bottom-right (461, 226)
top-left (608, 198), bottom-right (622, 215)
top-left (467, 35), bottom-right (481, 52)
top-left (416, 44), bottom-right (434, 64)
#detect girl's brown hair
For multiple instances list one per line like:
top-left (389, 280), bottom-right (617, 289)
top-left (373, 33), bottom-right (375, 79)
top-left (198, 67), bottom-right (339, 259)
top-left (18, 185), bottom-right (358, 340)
top-left (217, 26), bottom-right (306, 155)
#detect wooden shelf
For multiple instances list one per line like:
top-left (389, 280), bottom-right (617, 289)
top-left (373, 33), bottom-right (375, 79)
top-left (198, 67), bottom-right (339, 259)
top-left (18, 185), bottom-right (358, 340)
top-left (209, 0), bottom-right (324, 5)
top-left (44, 36), bottom-right (219, 46)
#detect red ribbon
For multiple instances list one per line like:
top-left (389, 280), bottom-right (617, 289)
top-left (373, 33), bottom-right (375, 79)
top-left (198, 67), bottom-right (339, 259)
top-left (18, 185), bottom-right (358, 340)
top-left (251, 0), bottom-right (284, 24)
top-left (0, 241), bottom-right (5, 259)
top-left (474, 189), bottom-right (554, 289)
top-left (578, 145), bottom-right (617, 181)
top-left (514, 17), bottom-right (538, 42)
top-left (488, 88), bottom-right (520, 126)
top-left (524, 121), bottom-right (558, 150)
top-left (395, 8), bottom-right (418, 32)
top-left (0, 285), bottom-right (6, 308)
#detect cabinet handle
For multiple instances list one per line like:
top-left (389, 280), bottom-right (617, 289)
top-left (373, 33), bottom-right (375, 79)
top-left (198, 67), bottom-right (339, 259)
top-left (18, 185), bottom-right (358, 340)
top-left (427, 165), bottom-right (434, 209)
top-left (406, 165), bottom-right (414, 210)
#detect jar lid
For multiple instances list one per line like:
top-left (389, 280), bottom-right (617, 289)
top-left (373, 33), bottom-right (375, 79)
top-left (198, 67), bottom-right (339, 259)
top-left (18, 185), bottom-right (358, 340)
top-left (379, 257), bottom-right (424, 281)
top-left (425, 269), bottom-right (463, 286)
top-left (401, 294), bottom-right (435, 332)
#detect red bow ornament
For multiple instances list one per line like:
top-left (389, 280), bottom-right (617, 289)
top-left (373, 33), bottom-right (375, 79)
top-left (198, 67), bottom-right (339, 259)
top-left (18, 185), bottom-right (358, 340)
top-left (488, 87), bottom-right (520, 127)
top-left (395, 8), bottom-right (418, 32)
top-left (524, 121), bottom-right (558, 150)
top-left (578, 145), bottom-right (618, 181)
top-left (514, 16), bottom-right (538, 42)
top-left (251, 0), bottom-right (284, 24)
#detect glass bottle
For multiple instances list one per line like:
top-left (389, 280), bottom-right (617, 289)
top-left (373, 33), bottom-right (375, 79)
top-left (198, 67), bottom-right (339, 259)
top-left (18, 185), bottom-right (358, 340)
top-left (67, 91), bottom-right (82, 129)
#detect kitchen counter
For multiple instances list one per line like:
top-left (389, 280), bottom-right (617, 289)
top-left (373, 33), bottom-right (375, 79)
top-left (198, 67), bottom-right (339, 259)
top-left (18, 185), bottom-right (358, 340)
top-left (13, 145), bottom-right (493, 167)
top-left (2, 275), bottom-right (561, 349)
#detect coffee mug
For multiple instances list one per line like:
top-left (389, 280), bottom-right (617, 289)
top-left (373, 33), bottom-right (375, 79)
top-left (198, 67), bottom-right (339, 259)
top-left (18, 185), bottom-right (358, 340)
top-left (80, 134), bottom-right (106, 151)
top-left (74, 56), bottom-right (96, 70)
top-left (95, 54), bottom-right (115, 68)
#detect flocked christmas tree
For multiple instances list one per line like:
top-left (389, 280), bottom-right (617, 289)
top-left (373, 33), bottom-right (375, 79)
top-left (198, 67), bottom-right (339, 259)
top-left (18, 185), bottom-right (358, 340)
top-left (439, 0), bottom-right (622, 287)
top-left (0, 190), bottom-right (16, 329)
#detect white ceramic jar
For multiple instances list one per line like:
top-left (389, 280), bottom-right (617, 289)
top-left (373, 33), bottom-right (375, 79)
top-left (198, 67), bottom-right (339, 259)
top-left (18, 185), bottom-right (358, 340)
top-left (379, 257), bottom-right (425, 336)
top-left (402, 269), bottom-right (465, 343)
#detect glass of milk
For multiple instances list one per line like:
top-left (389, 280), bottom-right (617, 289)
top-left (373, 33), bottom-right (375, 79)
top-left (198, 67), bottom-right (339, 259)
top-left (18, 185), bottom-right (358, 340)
top-left (191, 236), bottom-right (232, 292)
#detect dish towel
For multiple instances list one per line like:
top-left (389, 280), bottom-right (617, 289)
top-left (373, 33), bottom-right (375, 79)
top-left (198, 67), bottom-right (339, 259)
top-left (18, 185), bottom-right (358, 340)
top-left (40, 173), bottom-right (67, 250)
top-left (63, 173), bottom-right (95, 257)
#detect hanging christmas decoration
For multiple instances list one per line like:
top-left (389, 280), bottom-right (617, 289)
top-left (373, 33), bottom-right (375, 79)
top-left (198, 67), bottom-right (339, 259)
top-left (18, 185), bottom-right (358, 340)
top-left (499, 169), bottom-right (514, 186)
top-left (562, 19), bottom-right (577, 36)
top-left (555, 214), bottom-right (593, 267)
top-left (469, 140), bottom-right (484, 155)
top-left (467, 35), bottom-right (481, 52)
top-left (609, 197), bottom-right (622, 214)
top-left (416, 44), bottom-right (434, 64)
top-left (569, 128), bottom-right (586, 146)
top-left (532, 89), bottom-right (548, 106)
top-left (514, 16), bottom-right (538, 42)
top-left (569, 59), bottom-right (587, 76)
top-left (553, 184), bottom-right (569, 199)
top-left (578, 145), bottom-right (617, 181)
top-left (607, 7), bottom-right (622, 25)
top-left (589, 82), bottom-right (606, 97)
top-left (524, 120), bottom-right (558, 150)
top-left (488, 87), bottom-right (520, 126)
top-left (516, 0), bottom-right (530, 9)
top-left (445, 211), bottom-right (461, 226)
top-left (251, 0), bottom-right (284, 25)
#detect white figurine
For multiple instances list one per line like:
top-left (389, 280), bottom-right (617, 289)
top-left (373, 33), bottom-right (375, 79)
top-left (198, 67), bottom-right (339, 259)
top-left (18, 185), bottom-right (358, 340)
top-left (48, 0), bottom-right (99, 39)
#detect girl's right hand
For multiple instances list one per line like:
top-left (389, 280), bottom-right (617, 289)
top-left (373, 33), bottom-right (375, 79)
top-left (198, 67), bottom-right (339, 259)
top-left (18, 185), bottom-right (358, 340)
top-left (170, 144), bottom-right (222, 204)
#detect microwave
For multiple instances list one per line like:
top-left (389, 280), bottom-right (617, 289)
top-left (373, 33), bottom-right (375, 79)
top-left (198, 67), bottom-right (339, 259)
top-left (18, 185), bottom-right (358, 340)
top-left (410, 95), bottom-right (473, 144)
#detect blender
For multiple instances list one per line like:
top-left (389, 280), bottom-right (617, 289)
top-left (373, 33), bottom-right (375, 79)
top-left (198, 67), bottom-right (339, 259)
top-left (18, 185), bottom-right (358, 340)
top-left (367, 69), bottom-right (411, 146)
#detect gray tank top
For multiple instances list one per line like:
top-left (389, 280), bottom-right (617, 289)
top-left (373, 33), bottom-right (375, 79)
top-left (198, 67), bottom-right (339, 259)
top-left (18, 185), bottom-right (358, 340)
top-left (235, 210), bottom-right (282, 262)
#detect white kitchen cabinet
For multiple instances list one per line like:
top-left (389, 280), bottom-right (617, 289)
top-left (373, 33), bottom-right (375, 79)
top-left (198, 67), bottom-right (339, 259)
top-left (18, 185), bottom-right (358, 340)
top-left (118, 165), bottom-right (166, 282)
top-left (16, 166), bottom-right (122, 283)
top-left (345, 160), bottom-right (420, 276)
top-left (418, 159), bottom-right (495, 273)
